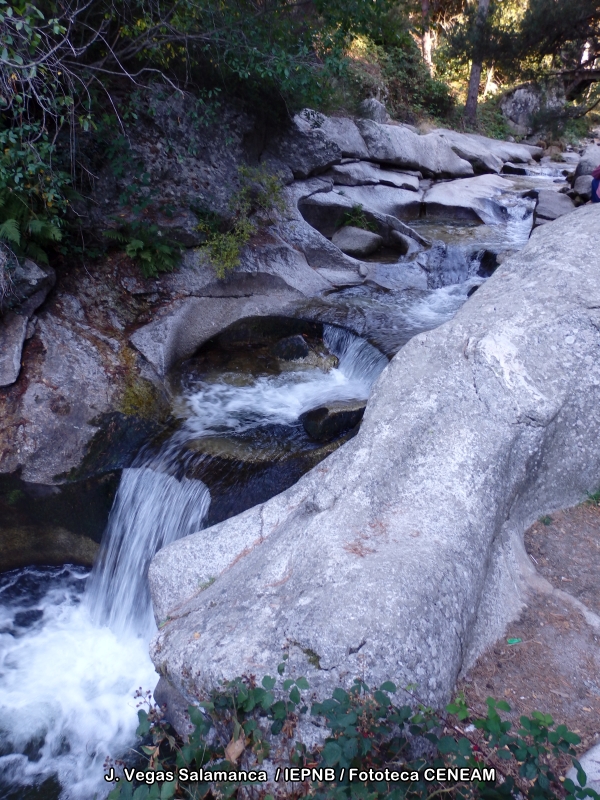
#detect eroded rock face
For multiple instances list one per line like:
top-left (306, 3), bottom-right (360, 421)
top-left (149, 206), bottom-right (600, 729)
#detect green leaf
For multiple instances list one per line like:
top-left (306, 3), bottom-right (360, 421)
top-left (136, 709), bottom-right (150, 737)
top-left (0, 217), bottom-right (20, 245)
top-left (289, 686), bottom-right (300, 705)
top-left (322, 741), bottom-right (342, 766)
top-left (262, 675), bottom-right (276, 690)
top-left (380, 681), bottom-right (397, 693)
top-left (160, 781), bottom-right (176, 799)
top-left (295, 677), bottom-right (310, 690)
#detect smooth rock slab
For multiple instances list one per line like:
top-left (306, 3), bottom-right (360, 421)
top-left (429, 129), bottom-right (541, 171)
top-left (356, 119), bottom-right (474, 178)
top-left (150, 206), bottom-right (600, 727)
top-left (326, 162), bottom-right (420, 191)
top-left (331, 226), bottom-right (383, 258)
top-left (423, 174), bottom-right (515, 224)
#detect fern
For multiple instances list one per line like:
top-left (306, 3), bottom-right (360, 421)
top-left (103, 222), bottom-right (182, 278)
top-left (0, 218), bottom-right (21, 246)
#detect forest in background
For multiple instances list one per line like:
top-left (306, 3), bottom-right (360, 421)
top-left (0, 0), bottom-right (598, 275)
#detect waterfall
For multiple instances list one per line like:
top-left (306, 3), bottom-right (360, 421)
top-left (0, 323), bottom-right (387, 799)
top-left (85, 469), bottom-right (210, 639)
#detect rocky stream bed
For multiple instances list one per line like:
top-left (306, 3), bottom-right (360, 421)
top-left (0, 104), bottom-right (599, 798)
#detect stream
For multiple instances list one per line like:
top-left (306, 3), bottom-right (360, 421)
top-left (0, 165), bottom-right (566, 798)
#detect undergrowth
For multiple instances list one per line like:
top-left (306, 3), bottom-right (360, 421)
top-left (103, 223), bottom-right (183, 279)
top-left (196, 165), bottom-right (285, 279)
top-left (105, 658), bottom-right (599, 800)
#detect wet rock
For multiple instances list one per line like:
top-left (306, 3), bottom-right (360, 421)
top-left (131, 277), bottom-right (307, 377)
top-left (574, 145), bottom-right (600, 179)
top-left (357, 98), bottom-right (390, 124)
top-left (272, 334), bottom-right (310, 360)
top-left (534, 189), bottom-right (576, 225)
top-left (423, 174), bottom-right (515, 224)
top-left (300, 399), bottom-right (366, 441)
top-left (0, 524), bottom-right (99, 572)
top-left (331, 226), bottom-right (383, 258)
top-left (501, 162), bottom-right (529, 176)
top-left (356, 119), bottom-right (474, 178)
top-left (69, 412), bottom-right (166, 481)
top-left (389, 230), bottom-right (422, 256)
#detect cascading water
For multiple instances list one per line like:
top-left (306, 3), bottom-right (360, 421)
top-left (0, 325), bottom-right (387, 800)
top-left (0, 165), bottom-right (562, 799)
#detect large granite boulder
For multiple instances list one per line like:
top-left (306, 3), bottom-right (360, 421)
top-left (500, 81), bottom-right (566, 135)
top-left (423, 174), bottom-right (516, 224)
top-left (298, 185), bottom-right (423, 238)
top-left (574, 145), bottom-right (600, 179)
top-left (428, 129), bottom-right (541, 174)
top-left (356, 120), bottom-right (474, 178)
top-left (149, 205), bottom-right (600, 726)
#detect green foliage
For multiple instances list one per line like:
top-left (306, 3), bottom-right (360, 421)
top-left (0, 125), bottom-right (70, 264)
top-left (539, 515), bottom-right (553, 526)
top-left (341, 204), bottom-right (378, 232)
top-left (197, 165), bottom-right (285, 280)
top-left (103, 223), bottom-right (182, 279)
top-left (344, 32), bottom-right (454, 122)
top-left (106, 669), bottom-right (600, 800)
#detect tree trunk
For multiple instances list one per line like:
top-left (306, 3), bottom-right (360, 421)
top-left (463, 0), bottom-right (491, 125)
top-left (422, 0), bottom-right (432, 73)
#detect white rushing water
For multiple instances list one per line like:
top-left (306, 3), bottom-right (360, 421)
top-left (180, 325), bottom-right (388, 437)
top-left (0, 325), bottom-right (386, 799)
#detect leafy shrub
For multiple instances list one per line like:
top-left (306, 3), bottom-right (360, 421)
top-left (104, 223), bottom-right (182, 278)
top-left (0, 125), bottom-right (70, 264)
top-left (106, 662), bottom-right (600, 800)
top-left (197, 165), bottom-right (285, 280)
